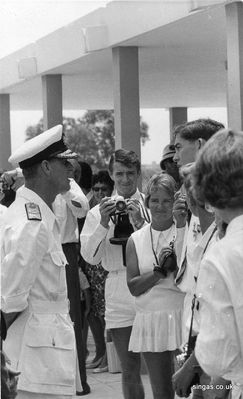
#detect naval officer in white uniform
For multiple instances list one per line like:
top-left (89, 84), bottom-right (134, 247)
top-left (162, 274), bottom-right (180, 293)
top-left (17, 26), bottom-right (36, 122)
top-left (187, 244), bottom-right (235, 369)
top-left (1, 125), bottom-right (77, 399)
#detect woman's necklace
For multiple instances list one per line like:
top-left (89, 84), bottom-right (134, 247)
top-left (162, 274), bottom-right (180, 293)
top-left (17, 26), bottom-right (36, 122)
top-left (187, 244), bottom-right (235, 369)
top-left (150, 223), bottom-right (176, 265)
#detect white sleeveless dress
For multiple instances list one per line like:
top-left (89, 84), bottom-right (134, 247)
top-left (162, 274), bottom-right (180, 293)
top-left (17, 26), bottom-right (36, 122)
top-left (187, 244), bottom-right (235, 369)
top-left (129, 223), bottom-right (185, 352)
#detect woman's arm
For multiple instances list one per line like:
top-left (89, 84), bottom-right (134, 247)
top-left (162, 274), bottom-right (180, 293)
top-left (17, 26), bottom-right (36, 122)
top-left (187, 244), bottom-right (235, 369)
top-left (126, 236), bottom-right (162, 296)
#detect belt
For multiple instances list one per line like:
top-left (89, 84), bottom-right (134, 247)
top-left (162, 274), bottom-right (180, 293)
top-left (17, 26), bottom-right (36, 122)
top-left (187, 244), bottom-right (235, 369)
top-left (28, 299), bottom-right (69, 313)
top-left (107, 269), bottom-right (125, 277)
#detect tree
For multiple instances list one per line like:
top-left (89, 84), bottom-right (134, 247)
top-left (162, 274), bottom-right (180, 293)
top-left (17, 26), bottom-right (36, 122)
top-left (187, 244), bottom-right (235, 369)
top-left (25, 110), bottom-right (149, 169)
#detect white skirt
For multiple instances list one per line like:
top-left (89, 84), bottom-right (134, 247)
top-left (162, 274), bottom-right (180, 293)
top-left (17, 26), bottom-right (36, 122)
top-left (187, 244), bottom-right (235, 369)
top-left (129, 308), bottom-right (183, 352)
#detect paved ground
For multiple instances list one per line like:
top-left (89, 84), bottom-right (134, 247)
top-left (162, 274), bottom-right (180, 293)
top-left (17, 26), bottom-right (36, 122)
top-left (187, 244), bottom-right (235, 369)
top-left (73, 329), bottom-right (183, 399)
top-left (83, 369), bottom-right (152, 399)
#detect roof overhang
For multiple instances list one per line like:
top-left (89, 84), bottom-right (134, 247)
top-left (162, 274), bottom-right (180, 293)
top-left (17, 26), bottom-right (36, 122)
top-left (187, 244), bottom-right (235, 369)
top-left (0, 0), bottom-right (233, 110)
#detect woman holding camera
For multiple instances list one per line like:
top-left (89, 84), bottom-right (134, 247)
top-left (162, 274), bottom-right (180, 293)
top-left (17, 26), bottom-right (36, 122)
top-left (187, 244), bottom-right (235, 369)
top-left (126, 172), bottom-right (186, 399)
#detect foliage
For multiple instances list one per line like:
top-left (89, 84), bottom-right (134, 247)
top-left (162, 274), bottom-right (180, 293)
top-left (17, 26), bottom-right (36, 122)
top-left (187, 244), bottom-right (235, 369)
top-left (25, 110), bottom-right (149, 169)
top-left (141, 163), bottom-right (161, 192)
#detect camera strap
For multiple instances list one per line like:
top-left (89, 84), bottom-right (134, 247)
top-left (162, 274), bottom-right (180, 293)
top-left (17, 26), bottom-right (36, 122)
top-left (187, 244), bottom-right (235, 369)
top-left (150, 225), bottom-right (159, 265)
top-left (150, 224), bottom-right (176, 266)
top-left (186, 294), bottom-right (197, 359)
top-left (186, 224), bottom-right (218, 358)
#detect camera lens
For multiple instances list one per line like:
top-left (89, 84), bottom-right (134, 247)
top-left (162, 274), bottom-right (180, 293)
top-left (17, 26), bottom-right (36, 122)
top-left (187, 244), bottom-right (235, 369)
top-left (116, 199), bottom-right (126, 212)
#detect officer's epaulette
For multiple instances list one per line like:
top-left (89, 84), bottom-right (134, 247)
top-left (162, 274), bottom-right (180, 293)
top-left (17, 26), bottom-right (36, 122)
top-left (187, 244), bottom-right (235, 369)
top-left (71, 200), bottom-right (82, 208)
top-left (25, 202), bottom-right (42, 221)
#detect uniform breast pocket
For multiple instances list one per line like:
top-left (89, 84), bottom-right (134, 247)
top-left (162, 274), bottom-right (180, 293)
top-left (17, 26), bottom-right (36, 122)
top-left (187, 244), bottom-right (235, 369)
top-left (21, 325), bottom-right (76, 388)
top-left (50, 251), bottom-right (67, 294)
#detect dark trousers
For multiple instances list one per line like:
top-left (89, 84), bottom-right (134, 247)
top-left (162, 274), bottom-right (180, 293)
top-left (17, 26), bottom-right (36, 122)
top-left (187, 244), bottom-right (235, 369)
top-left (62, 242), bottom-right (87, 390)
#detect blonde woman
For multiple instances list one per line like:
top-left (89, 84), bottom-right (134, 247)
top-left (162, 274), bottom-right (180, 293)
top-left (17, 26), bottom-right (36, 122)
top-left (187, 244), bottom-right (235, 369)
top-left (126, 172), bottom-right (186, 399)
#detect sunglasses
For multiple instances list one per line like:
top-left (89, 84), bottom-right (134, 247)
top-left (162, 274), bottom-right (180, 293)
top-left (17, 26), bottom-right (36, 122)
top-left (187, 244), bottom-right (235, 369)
top-left (92, 186), bottom-right (108, 192)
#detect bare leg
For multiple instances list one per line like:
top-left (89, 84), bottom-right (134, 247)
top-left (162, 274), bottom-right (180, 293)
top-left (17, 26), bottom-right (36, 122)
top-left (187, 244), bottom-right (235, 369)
top-left (111, 327), bottom-right (144, 399)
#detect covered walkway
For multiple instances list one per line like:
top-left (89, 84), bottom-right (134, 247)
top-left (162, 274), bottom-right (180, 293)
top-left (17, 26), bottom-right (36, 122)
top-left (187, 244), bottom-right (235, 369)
top-left (0, 0), bottom-right (243, 170)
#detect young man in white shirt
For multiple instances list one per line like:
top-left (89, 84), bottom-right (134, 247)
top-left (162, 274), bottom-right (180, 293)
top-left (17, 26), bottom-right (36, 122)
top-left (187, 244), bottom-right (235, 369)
top-left (173, 118), bottom-right (224, 327)
top-left (81, 149), bottom-right (149, 399)
top-left (172, 119), bottom-right (226, 399)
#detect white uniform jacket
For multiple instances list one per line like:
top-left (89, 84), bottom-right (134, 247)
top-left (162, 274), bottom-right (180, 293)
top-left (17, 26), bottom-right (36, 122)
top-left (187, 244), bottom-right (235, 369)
top-left (195, 215), bottom-right (243, 394)
top-left (80, 189), bottom-right (149, 329)
top-left (0, 187), bottom-right (76, 396)
top-left (53, 178), bottom-right (89, 244)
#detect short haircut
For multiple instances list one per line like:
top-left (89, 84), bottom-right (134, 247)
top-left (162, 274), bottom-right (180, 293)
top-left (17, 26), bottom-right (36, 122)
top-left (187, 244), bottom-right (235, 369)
top-left (192, 129), bottom-right (243, 209)
top-left (78, 161), bottom-right (93, 191)
top-left (22, 163), bottom-right (40, 180)
top-left (145, 172), bottom-right (177, 208)
top-left (92, 170), bottom-right (114, 191)
top-left (108, 149), bottom-right (141, 174)
top-left (173, 118), bottom-right (224, 142)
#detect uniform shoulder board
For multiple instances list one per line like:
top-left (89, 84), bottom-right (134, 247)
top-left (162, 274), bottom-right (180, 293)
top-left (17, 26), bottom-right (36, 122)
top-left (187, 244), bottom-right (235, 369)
top-left (25, 202), bottom-right (42, 221)
top-left (71, 200), bottom-right (82, 208)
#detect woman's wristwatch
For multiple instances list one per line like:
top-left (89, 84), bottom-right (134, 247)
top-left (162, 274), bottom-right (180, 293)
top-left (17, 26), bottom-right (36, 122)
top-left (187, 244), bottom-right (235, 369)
top-left (153, 264), bottom-right (166, 277)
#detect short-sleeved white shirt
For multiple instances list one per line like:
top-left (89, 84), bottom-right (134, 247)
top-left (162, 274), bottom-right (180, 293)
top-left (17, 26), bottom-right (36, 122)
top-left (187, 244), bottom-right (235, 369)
top-left (195, 215), bottom-right (243, 391)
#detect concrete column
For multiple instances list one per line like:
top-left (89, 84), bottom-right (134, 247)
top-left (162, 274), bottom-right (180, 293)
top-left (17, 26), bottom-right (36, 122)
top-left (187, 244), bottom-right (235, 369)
top-left (0, 94), bottom-right (11, 170)
top-left (225, 1), bottom-right (243, 130)
top-left (169, 107), bottom-right (187, 142)
top-left (42, 75), bottom-right (63, 130)
top-left (112, 47), bottom-right (140, 158)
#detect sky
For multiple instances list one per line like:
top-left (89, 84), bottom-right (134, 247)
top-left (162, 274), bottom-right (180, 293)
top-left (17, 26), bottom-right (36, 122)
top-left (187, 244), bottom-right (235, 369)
top-left (0, 1), bottom-right (108, 58)
top-left (0, 0), bottom-right (228, 165)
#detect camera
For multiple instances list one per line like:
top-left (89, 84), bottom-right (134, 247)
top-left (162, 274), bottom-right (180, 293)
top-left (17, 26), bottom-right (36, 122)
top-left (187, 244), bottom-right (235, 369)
top-left (0, 179), bottom-right (4, 195)
top-left (0, 175), bottom-right (11, 191)
top-left (176, 344), bottom-right (189, 368)
top-left (0, 177), bottom-right (16, 206)
top-left (109, 196), bottom-right (134, 266)
top-left (0, 178), bottom-right (10, 196)
top-left (175, 340), bottom-right (200, 396)
top-left (115, 196), bottom-right (129, 213)
top-left (158, 242), bottom-right (177, 277)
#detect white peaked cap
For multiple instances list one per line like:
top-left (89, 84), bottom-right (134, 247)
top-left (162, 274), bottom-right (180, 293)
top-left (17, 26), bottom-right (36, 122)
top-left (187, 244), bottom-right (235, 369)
top-left (9, 125), bottom-right (77, 168)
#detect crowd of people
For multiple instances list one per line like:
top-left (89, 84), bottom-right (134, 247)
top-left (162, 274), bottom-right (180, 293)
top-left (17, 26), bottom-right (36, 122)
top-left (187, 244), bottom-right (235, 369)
top-left (1, 118), bottom-right (243, 399)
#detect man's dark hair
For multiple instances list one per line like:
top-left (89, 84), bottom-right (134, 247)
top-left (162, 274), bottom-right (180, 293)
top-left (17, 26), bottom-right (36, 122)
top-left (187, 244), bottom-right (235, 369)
top-left (173, 118), bottom-right (224, 142)
top-left (22, 164), bottom-right (40, 180)
top-left (92, 170), bottom-right (114, 191)
top-left (108, 149), bottom-right (141, 174)
top-left (78, 161), bottom-right (93, 191)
